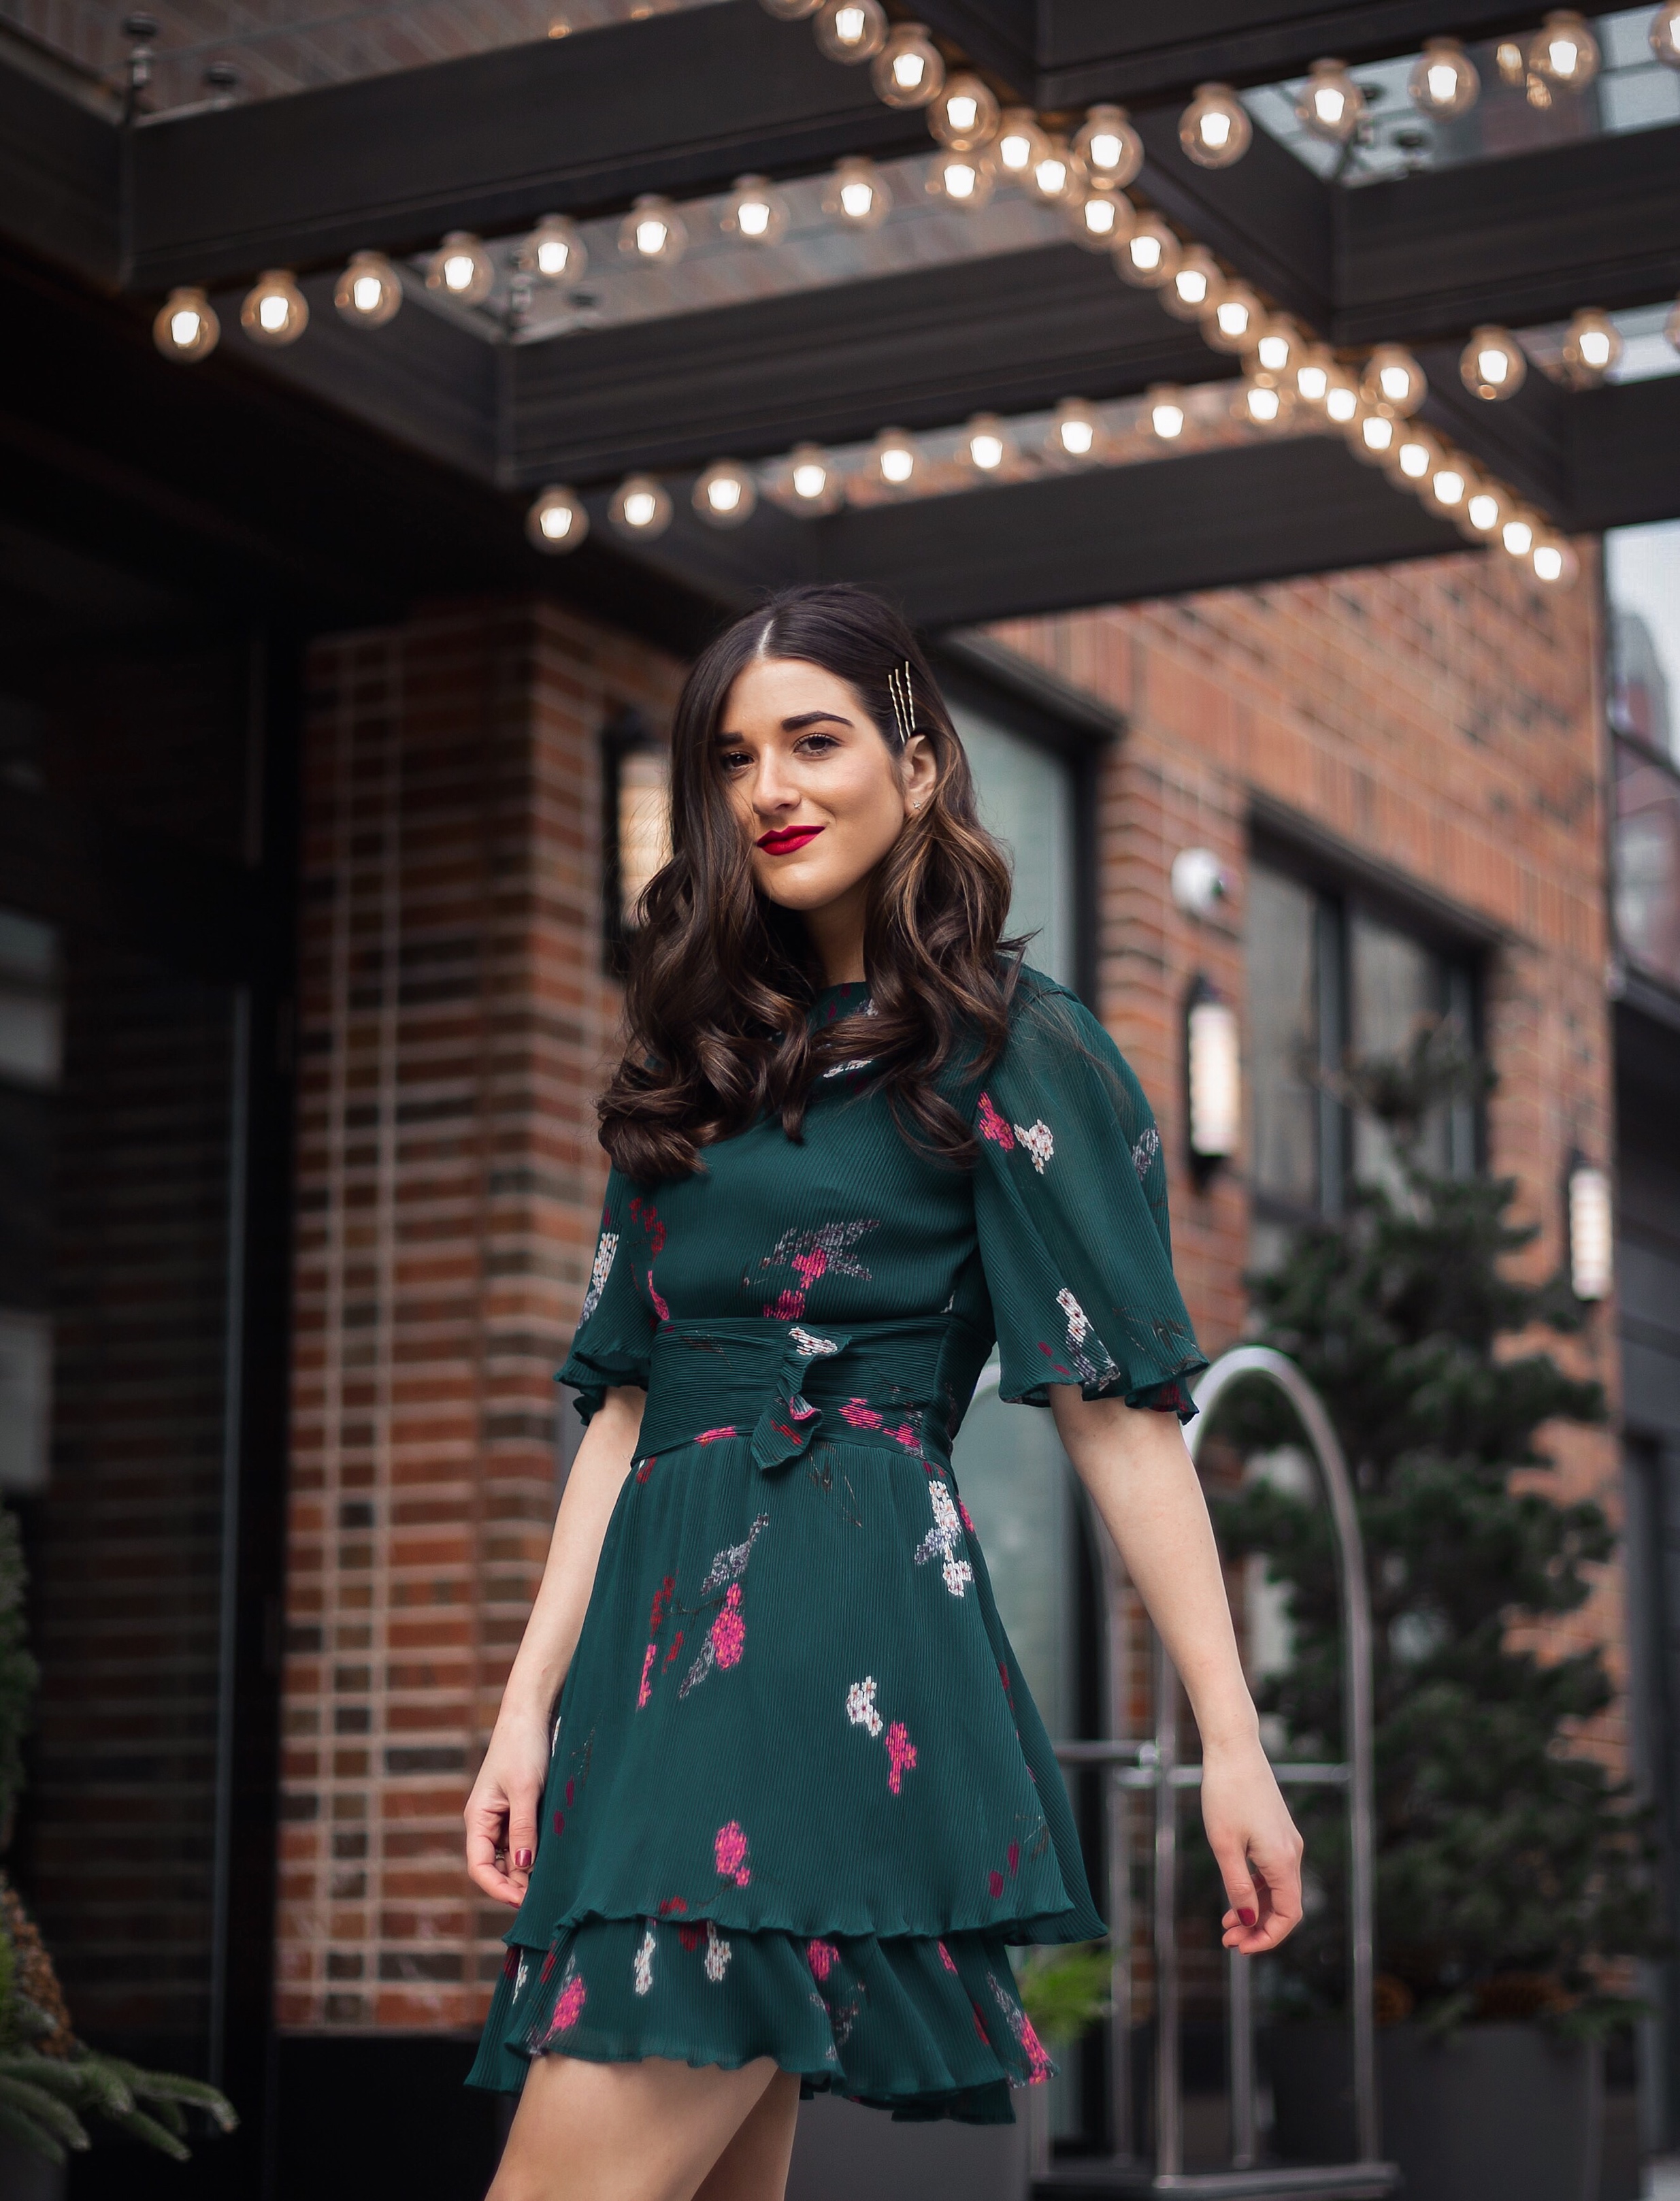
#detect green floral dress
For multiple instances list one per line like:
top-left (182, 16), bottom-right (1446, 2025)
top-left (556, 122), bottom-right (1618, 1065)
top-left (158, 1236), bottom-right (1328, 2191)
top-left (467, 970), bottom-right (1205, 2123)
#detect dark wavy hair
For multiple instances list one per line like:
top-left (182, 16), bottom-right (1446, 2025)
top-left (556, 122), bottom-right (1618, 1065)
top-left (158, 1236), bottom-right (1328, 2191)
top-left (599, 585), bottom-right (1021, 1181)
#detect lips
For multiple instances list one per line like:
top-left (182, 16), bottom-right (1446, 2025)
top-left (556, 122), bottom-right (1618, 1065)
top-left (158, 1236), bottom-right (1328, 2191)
top-left (756, 825), bottom-right (825, 856)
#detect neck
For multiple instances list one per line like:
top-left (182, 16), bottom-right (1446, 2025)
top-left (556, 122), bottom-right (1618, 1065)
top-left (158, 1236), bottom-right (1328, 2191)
top-left (802, 877), bottom-right (870, 987)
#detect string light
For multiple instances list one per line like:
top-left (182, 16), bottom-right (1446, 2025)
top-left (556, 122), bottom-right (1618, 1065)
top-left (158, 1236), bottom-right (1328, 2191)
top-left (1049, 397), bottom-right (1108, 461)
top-left (1068, 184), bottom-right (1127, 246)
top-left (1206, 281), bottom-right (1261, 353)
top-left (1148, 385), bottom-right (1186, 440)
top-left (787, 442), bottom-right (842, 510)
top-left (1388, 423), bottom-right (1442, 487)
top-left (1253, 317), bottom-right (1302, 376)
top-left (723, 175), bottom-right (790, 244)
top-left (1562, 306), bottom-right (1623, 385)
top-left (1529, 10), bottom-right (1599, 89)
top-left (814, 0), bottom-right (885, 61)
top-left (1464, 480), bottom-right (1506, 538)
top-left (154, 286), bottom-right (218, 361)
top-left (1236, 376), bottom-right (1290, 427)
top-left (694, 459), bottom-right (757, 526)
top-left (1024, 135), bottom-right (1080, 203)
top-left (928, 150), bottom-right (994, 208)
top-left (427, 231), bottom-right (495, 304)
top-left (1425, 457), bottom-right (1470, 515)
top-left (1322, 363), bottom-right (1359, 423)
top-left (872, 21), bottom-right (943, 108)
top-left (1165, 245), bottom-right (1221, 321)
top-left (1180, 83), bottom-right (1252, 167)
top-left (1296, 58), bottom-right (1365, 142)
top-left (520, 214), bottom-right (585, 282)
top-left (1410, 36), bottom-right (1479, 116)
top-left (240, 268), bottom-right (308, 346)
top-left (335, 250), bottom-right (403, 327)
top-left (1294, 346), bottom-right (1333, 405)
top-left (994, 108), bottom-right (1049, 184)
top-left (928, 71), bottom-right (998, 150)
top-left (1653, 2), bottom-right (1680, 65)
top-left (873, 427), bottom-right (919, 487)
top-left (1461, 326), bottom-right (1526, 400)
top-left (621, 194), bottom-right (687, 263)
top-left (1500, 508), bottom-right (1537, 557)
top-left (1073, 105), bottom-right (1142, 189)
top-left (963, 413), bottom-right (1014, 471)
top-left (1532, 531), bottom-right (1580, 587)
top-left (823, 156), bottom-right (891, 227)
top-left (1361, 345), bottom-right (1426, 414)
top-left (527, 485), bottom-right (588, 551)
top-left (1117, 214), bottom-right (1181, 289)
top-left (610, 474), bottom-right (673, 537)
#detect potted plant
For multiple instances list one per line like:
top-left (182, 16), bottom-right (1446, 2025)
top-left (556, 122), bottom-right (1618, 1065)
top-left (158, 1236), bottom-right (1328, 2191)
top-left (1207, 1034), bottom-right (1660, 2201)
top-left (0, 1502), bottom-right (237, 2189)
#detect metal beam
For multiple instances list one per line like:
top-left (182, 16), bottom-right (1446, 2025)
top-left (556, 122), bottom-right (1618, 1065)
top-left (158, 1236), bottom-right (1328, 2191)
top-left (1568, 374), bottom-right (1680, 534)
top-left (0, 33), bottom-right (119, 285)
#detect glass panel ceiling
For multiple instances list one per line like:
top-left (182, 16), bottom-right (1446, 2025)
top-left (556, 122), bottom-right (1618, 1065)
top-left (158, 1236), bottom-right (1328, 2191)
top-left (1247, 7), bottom-right (1680, 184)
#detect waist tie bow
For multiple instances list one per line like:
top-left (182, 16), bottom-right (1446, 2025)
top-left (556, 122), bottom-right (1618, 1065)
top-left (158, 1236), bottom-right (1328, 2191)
top-left (749, 1324), bottom-right (850, 1475)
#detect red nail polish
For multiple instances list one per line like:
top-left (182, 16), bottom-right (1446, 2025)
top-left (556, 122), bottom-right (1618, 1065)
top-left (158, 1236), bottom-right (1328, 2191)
top-left (1239, 1908), bottom-right (1257, 1927)
top-left (514, 1848), bottom-right (533, 1869)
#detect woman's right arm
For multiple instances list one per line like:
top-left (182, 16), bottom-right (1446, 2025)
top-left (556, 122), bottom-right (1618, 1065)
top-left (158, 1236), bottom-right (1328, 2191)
top-left (463, 1384), bottom-right (645, 1906)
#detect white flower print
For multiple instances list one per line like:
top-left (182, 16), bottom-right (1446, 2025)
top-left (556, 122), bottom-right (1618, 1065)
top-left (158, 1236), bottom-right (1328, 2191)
top-left (1132, 1124), bottom-right (1161, 1181)
top-left (1057, 1287), bottom-right (1090, 1343)
top-left (1013, 1120), bottom-right (1055, 1174)
top-left (846, 1676), bottom-right (885, 1737)
top-left (1057, 1287), bottom-right (1121, 1388)
top-left (514, 1951), bottom-right (530, 2002)
top-left (633, 1926), bottom-right (655, 1998)
top-left (788, 1326), bottom-right (841, 1360)
top-left (579, 1230), bottom-right (618, 1324)
top-left (704, 1920), bottom-right (731, 1983)
top-left (914, 1480), bottom-right (974, 1597)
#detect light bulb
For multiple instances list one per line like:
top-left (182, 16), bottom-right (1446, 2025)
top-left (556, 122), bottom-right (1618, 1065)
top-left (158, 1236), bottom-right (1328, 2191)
top-left (695, 460), bottom-right (757, 527)
top-left (787, 443), bottom-right (840, 510)
top-left (823, 155), bottom-right (890, 227)
top-left (610, 474), bottom-right (673, 538)
top-left (1207, 280), bottom-right (1262, 353)
top-left (725, 175), bottom-right (789, 244)
top-left (1072, 184), bottom-right (1132, 248)
top-left (929, 71), bottom-right (998, 150)
top-left (1294, 345), bottom-right (1333, 404)
top-left (994, 108), bottom-right (1048, 180)
top-left (1360, 345), bottom-right (1426, 415)
top-left (928, 150), bottom-right (995, 208)
top-left (1296, 58), bottom-right (1365, 143)
top-left (1147, 385), bottom-right (1186, 440)
top-left (1426, 460), bottom-right (1469, 513)
top-left (527, 485), bottom-right (589, 552)
top-left (1319, 363), bottom-right (1357, 423)
top-left (873, 428), bottom-right (919, 487)
top-left (153, 286), bottom-right (218, 361)
top-left (1073, 104), bottom-right (1142, 189)
top-left (1050, 397), bottom-right (1107, 461)
top-left (1531, 530), bottom-right (1579, 587)
top-left (240, 268), bottom-right (308, 346)
top-left (1025, 135), bottom-right (1080, 203)
top-left (1652, 1), bottom-right (1680, 65)
top-left (1529, 10), bottom-right (1599, 88)
top-left (1500, 510), bottom-right (1536, 556)
top-left (521, 214), bottom-right (586, 283)
top-left (961, 414), bottom-right (1011, 472)
top-left (429, 230), bottom-right (495, 304)
top-left (1389, 425), bottom-right (1442, 485)
top-left (1180, 82), bottom-right (1252, 167)
top-left (1350, 403), bottom-right (1397, 462)
top-left (1409, 37), bottom-right (1479, 116)
top-left (1464, 482), bottom-right (1505, 538)
top-left (814, 0), bottom-right (885, 60)
top-left (1252, 316), bottom-right (1302, 376)
top-left (1164, 244), bottom-right (1221, 321)
top-left (1236, 376), bottom-right (1289, 427)
top-left (1117, 213), bottom-right (1181, 289)
top-left (871, 20), bottom-right (943, 108)
top-left (621, 194), bottom-right (687, 263)
top-left (335, 250), bottom-right (402, 327)
top-left (1562, 306), bottom-right (1623, 385)
top-left (1461, 325), bottom-right (1526, 400)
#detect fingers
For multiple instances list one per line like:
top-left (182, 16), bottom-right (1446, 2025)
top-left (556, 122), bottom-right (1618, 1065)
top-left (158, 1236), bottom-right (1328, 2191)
top-left (465, 1789), bottom-right (523, 1909)
top-left (1217, 1836), bottom-right (1305, 1955)
top-left (507, 1782), bottom-right (541, 1900)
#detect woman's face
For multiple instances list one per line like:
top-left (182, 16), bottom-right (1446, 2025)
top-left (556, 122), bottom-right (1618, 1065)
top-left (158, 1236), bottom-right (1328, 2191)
top-left (718, 655), bottom-right (935, 917)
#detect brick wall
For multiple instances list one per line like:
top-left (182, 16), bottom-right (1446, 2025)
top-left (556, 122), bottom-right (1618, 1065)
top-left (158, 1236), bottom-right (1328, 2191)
top-left (277, 599), bottom-right (682, 2031)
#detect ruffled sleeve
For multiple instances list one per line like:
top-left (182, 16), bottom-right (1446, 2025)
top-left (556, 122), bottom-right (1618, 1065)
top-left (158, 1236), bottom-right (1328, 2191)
top-left (558, 1170), bottom-right (655, 1422)
top-left (972, 977), bottom-right (1206, 1418)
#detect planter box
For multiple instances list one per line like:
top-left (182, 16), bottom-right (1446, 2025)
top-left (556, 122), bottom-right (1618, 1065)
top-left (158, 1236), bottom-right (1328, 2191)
top-left (1268, 2020), bottom-right (1602, 2201)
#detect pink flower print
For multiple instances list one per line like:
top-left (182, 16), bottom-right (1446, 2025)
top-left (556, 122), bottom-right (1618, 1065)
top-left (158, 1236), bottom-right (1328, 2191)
top-left (976, 1092), bottom-right (1015, 1150)
top-left (657, 1896), bottom-right (688, 1917)
top-left (1007, 1840), bottom-right (1020, 1877)
top-left (793, 1245), bottom-right (829, 1292)
top-left (938, 1942), bottom-right (958, 1975)
top-left (765, 1290), bottom-right (803, 1320)
top-left (758, 1220), bottom-right (877, 1318)
top-left (972, 2004), bottom-right (991, 2044)
top-left (677, 1922), bottom-right (704, 1950)
top-left (840, 1398), bottom-right (883, 1429)
top-left (662, 1629), bottom-right (685, 1668)
top-left (1013, 1118), bottom-right (1054, 1174)
top-left (695, 1426), bottom-right (737, 1444)
top-left (710, 1584), bottom-right (746, 1669)
top-left (648, 1273), bottom-right (670, 1324)
top-left (959, 1498), bottom-right (976, 1534)
top-left (887, 1421), bottom-right (920, 1451)
top-left (988, 1869), bottom-right (1005, 1898)
top-left (807, 1939), bottom-right (839, 1983)
top-left (714, 1820), bottom-right (751, 1887)
top-left (552, 1809), bottom-right (565, 1835)
top-left (635, 1455), bottom-right (657, 1483)
top-left (988, 1970), bottom-right (1053, 2083)
top-left (540, 1944), bottom-right (559, 1983)
top-left (564, 1778), bottom-right (576, 1806)
top-left (550, 1965), bottom-right (587, 2035)
top-left (629, 1196), bottom-right (666, 1256)
top-left (885, 1721), bottom-right (918, 1795)
top-left (636, 1644), bottom-right (657, 1709)
top-left (501, 1946), bottom-right (520, 1981)
top-left (648, 1576), bottom-right (675, 1635)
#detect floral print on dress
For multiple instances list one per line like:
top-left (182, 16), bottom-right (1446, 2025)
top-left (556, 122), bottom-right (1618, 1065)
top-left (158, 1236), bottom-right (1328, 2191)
top-left (704, 1919), bottom-right (732, 1982)
top-left (845, 1677), bottom-right (918, 1793)
top-left (579, 1230), bottom-right (618, 1325)
top-left (542, 1955), bottom-right (587, 2042)
top-left (1051, 1286), bottom-right (1122, 1390)
top-left (757, 1220), bottom-right (878, 1321)
top-left (914, 1478), bottom-right (974, 1598)
top-left (714, 1820), bottom-right (751, 1887)
top-left (845, 1676), bottom-right (884, 1737)
top-left (1014, 1120), bottom-right (1054, 1174)
top-left (976, 1092), bottom-right (1014, 1151)
top-left (987, 1969), bottom-right (1053, 2084)
top-left (1132, 1123), bottom-right (1161, 1181)
top-left (633, 1926), bottom-right (656, 1998)
top-left (679, 1516), bottom-right (768, 1699)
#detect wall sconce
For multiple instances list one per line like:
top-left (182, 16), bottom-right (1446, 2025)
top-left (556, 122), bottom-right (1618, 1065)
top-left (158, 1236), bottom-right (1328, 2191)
top-left (1171, 847), bottom-right (1233, 919)
top-left (602, 711), bottom-right (672, 971)
top-left (1566, 1156), bottom-right (1613, 1302)
top-left (1185, 976), bottom-right (1240, 1183)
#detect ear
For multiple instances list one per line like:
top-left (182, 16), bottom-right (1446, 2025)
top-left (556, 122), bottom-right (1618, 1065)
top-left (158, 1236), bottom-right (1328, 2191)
top-left (900, 733), bottom-right (936, 814)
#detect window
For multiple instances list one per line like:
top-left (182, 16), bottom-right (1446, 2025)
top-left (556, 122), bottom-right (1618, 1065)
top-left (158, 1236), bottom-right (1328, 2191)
top-left (1607, 521), bottom-right (1680, 995)
top-left (1247, 852), bottom-right (1478, 1237)
top-left (952, 700), bottom-right (1077, 988)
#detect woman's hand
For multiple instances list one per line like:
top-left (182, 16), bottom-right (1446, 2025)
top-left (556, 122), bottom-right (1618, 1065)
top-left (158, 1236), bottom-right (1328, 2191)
top-left (465, 1704), bottom-right (554, 1907)
top-left (1202, 1731), bottom-right (1304, 1954)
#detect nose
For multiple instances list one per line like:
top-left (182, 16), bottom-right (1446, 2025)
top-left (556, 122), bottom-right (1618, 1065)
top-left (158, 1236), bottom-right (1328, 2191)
top-left (751, 749), bottom-right (800, 818)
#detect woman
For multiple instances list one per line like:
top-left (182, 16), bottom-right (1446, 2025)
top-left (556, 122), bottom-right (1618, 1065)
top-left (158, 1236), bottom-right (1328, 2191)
top-left (464, 585), bottom-right (1302, 2201)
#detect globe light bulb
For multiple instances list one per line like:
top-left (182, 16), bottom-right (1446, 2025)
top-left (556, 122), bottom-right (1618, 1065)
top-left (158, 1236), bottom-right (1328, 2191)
top-left (240, 268), bottom-right (308, 346)
top-left (1253, 316), bottom-right (1302, 376)
top-left (1164, 244), bottom-right (1221, 321)
top-left (787, 443), bottom-right (840, 510)
top-left (1148, 385), bottom-right (1186, 440)
top-left (1531, 530), bottom-right (1579, 587)
top-left (527, 485), bottom-right (589, 552)
top-left (1500, 509), bottom-right (1536, 557)
top-left (823, 155), bottom-right (891, 227)
top-left (1294, 345), bottom-right (1334, 405)
top-left (1562, 306), bottom-right (1623, 385)
top-left (1073, 103), bottom-right (1142, 189)
top-left (1464, 481), bottom-right (1505, 538)
top-left (1360, 344), bottom-right (1426, 415)
top-left (1236, 376), bottom-right (1289, 427)
top-left (1652, 1), bottom-right (1680, 65)
top-left (873, 428), bottom-right (919, 487)
top-left (695, 460), bottom-right (757, 527)
top-left (1116, 213), bottom-right (1181, 289)
top-left (1350, 403), bottom-right (1398, 462)
top-left (929, 71), bottom-right (998, 150)
top-left (1025, 135), bottom-right (1081, 203)
top-left (994, 108), bottom-right (1048, 181)
top-left (725, 175), bottom-right (789, 244)
top-left (1389, 425), bottom-right (1442, 485)
top-left (1461, 325), bottom-right (1526, 400)
top-left (1322, 363), bottom-right (1359, 423)
top-left (871, 20), bottom-right (943, 108)
top-left (1409, 36), bottom-right (1479, 116)
top-left (521, 214), bottom-right (586, 283)
top-left (1296, 57), bottom-right (1366, 143)
top-left (610, 474), bottom-right (673, 537)
top-left (814, 0), bottom-right (885, 61)
top-left (1050, 397), bottom-right (1107, 461)
top-left (428, 230), bottom-right (495, 304)
top-left (621, 194), bottom-right (687, 264)
top-left (335, 250), bottom-right (403, 327)
top-left (1426, 459), bottom-right (1469, 513)
top-left (1529, 10), bottom-right (1599, 88)
top-left (1180, 82), bottom-right (1252, 167)
top-left (928, 150), bottom-right (995, 208)
top-left (1072, 184), bottom-right (1132, 248)
top-left (153, 286), bottom-right (219, 361)
top-left (1207, 280), bottom-right (1262, 353)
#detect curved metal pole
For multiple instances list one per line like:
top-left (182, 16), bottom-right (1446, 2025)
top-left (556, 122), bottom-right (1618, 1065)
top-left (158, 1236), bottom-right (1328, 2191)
top-left (1186, 1346), bottom-right (1381, 2168)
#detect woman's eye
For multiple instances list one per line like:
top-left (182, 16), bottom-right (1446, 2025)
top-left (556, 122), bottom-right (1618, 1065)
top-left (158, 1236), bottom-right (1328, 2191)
top-left (797, 734), bottom-right (839, 757)
top-left (720, 749), bottom-right (752, 772)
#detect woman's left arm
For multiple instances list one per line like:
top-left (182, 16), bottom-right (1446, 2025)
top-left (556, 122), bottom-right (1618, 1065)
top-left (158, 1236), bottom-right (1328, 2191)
top-left (1050, 1388), bottom-right (1304, 1955)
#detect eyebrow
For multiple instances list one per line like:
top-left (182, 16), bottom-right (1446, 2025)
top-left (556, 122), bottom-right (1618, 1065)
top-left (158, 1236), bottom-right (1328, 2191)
top-left (713, 710), bottom-right (854, 742)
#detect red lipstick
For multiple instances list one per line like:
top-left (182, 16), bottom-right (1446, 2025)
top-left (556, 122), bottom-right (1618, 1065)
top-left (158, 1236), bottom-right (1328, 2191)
top-left (756, 825), bottom-right (825, 856)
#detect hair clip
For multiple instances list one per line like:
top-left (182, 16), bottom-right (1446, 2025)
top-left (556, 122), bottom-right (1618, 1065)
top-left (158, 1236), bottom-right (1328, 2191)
top-left (886, 661), bottom-right (916, 745)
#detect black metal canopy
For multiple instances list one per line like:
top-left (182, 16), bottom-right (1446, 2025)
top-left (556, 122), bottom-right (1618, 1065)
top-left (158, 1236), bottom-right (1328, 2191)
top-left (3, 0), bottom-right (1678, 634)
